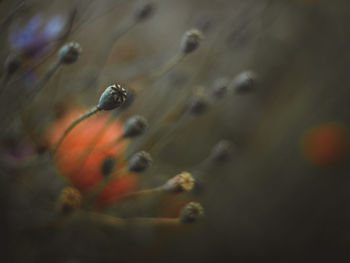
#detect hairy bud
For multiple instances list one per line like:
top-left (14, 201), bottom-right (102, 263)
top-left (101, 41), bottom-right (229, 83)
top-left (123, 115), bottom-right (148, 138)
top-left (180, 29), bottom-right (203, 54)
top-left (128, 151), bottom-right (152, 172)
top-left (58, 42), bottom-right (82, 64)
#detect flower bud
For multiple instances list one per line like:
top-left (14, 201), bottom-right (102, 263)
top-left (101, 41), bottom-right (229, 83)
top-left (58, 187), bottom-right (81, 214)
top-left (101, 156), bottom-right (116, 177)
top-left (98, 84), bottom-right (127, 110)
top-left (134, 1), bottom-right (155, 21)
top-left (123, 115), bottom-right (148, 138)
top-left (187, 93), bottom-right (208, 115)
top-left (162, 171), bottom-right (194, 192)
top-left (58, 42), bottom-right (82, 64)
top-left (180, 29), bottom-right (203, 54)
top-left (128, 151), bottom-right (152, 172)
top-left (231, 71), bottom-right (256, 94)
top-left (180, 202), bottom-right (204, 223)
top-left (210, 140), bottom-right (232, 163)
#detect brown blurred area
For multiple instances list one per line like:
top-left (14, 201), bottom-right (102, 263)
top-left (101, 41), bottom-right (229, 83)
top-left (1, 0), bottom-right (350, 262)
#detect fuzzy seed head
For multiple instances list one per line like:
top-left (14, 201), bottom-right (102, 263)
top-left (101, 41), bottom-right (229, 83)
top-left (58, 42), bottom-right (82, 64)
top-left (98, 84), bottom-right (127, 111)
top-left (123, 115), bottom-right (148, 138)
top-left (128, 151), bottom-right (152, 172)
top-left (59, 187), bottom-right (82, 214)
top-left (180, 29), bottom-right (203, 54)
top-left (180, 202), bottom-right (204, 223)
top-left (134, 1), bottom-right (155, 21)
top-left (231, 71), bottom-right (256, 94)
top-left (163, 171), bottom-right (195, 192)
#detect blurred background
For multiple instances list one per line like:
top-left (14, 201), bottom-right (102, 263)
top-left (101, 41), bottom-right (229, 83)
top-left (1, 0), bottom-right (350, 262)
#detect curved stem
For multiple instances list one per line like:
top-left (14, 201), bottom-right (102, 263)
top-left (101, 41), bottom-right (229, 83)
top-left (53, 106), bottom-right (100, 155)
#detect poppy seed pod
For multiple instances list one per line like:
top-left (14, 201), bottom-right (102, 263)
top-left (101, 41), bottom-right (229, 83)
top-left (128, 151), bottom-right (152, 172)
top-left (123, 115), bottom-right (148, 138)
top-left (210, 140), bottom-right (232, 163)
top-left (180, 202), bottom-right (204, 223)
top-left (211, 77), bottom-right (230, 99)
top-left (231, 71), bottom-right (256, 94)
top-left (58, 42), bottom-right (82, 64)
top-left (98, 84), bottom-right (127, 111)
top-left (162, 171), bottom-right (194, 192)
top-left (187, 93), bottom-right (208, 115)
top-left (134, 1), bottom-right (155, 21)
top-left (180, 29), bottom-right (203, 54)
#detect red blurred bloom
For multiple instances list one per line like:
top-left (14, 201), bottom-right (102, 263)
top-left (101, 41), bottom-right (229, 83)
top-left (302, 122), bottom-right (349, 167)
top-left (46, 107), bottom-right (138, 207)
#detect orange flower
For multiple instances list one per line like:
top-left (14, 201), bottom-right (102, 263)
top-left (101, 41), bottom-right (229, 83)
top-left (46, 107), bottom-right (138, 207)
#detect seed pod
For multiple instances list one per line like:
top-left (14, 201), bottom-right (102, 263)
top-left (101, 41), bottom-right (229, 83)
top-left (210, 140), bottom-right (232, 163)
top-left (58, 42), bottom-right (82, 64)
top-left (187, 93), bottom-right (208, 115)
top-left (180, 29), bottom-right (203, 54)
top-left (123, 115), bottom-right (148, 138)
top-left (162, 171), bottom-right (194, 192)
top-left (58, 187), bottom-right (82, 214)
top-left (119, 87), bottom-right (135, 110)
top-left (180, 202), bottom-right (204, 223)
top-left (98, 84), bottom-right (127, 110)
top-left (231, 71), bottom-right (256, 94)
top-left (128, 151), bottom-right (152, 172)
top-left (134, 1), bottom-right (155, 21)
top-left (210, 77), bottom-right (229, 99)
top-left (101, 156), bottom-right (116, 177)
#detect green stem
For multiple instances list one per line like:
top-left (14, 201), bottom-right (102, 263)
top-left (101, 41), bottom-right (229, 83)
top-left (53, 106), bottom-right (100, 155)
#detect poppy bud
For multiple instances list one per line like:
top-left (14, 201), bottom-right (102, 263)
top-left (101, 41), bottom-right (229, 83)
top-left (128, 151), bottom-right (152, 172)
top-left (180, 29), bottom-right (203, 54)
top-left (58, 42), bottom-right (82, 64)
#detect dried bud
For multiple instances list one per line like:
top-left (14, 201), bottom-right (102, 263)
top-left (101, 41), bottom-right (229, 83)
top-left (180, 29), bottom-right (203, 54)
top-left (180, 202), bottom-right (204, 223)
top-left (187, 93), bottom-right (208, 115)
top-left (123, 115), bottom-right (148, 138)
top-left (98, 84), bottom-right (127, 110)
top-left (162, 171), bottom-right (194, 192)
top-left (231, 71), bottom-right (256, 94)
top-left (210, 140), bottom-right (232, 163)
top-left (58, 187), bottom-right (82, 214)
top-left (128, 151), bottom-right (152, 172)
top-left (101, 156), bottom-right (116, 177)
top-left (134, 1), bottom-right (155, 21)
top-left (4, 53), bottom-right (22, 75)
top-left (58, 42), bottom-right (82, 64)
top-left (210, 77), bottom-right (229, 99)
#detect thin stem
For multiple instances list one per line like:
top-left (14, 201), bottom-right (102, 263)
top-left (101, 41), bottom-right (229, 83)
top-left (119, 186), bottom-right (164, 201)
top-left (149, 52), bottom-right (186, 83)
top-left (53, 106), bottom-right (100, 155)
top-left (87, 212), bottom-right (180, 227)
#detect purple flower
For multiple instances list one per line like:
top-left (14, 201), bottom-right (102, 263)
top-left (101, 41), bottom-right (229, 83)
top-left (9, 14), bottom-right (65, 58)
